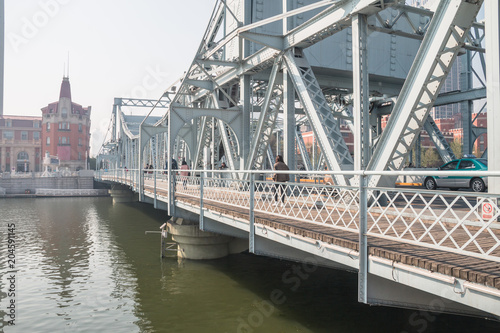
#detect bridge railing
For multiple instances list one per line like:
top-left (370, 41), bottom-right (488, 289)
top-left (96, 168), bottom-right (500, 263)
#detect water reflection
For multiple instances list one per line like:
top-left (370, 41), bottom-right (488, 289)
top-left (1, 198), bottom-right (500, 333)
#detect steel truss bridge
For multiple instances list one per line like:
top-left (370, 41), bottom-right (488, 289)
top-left (96, 0), bottom-right (500, 321)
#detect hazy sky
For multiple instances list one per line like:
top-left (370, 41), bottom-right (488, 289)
top-left (4, 0), bottom-right (215, 156)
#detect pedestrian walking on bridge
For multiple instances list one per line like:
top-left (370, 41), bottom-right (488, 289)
top-left (273, 155), bottom-right (289, 206)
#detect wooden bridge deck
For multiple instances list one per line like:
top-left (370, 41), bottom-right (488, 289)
top-left (108, 176), bottom-right (500, 291)
top-left (173, 193), bottom-right (500, 291)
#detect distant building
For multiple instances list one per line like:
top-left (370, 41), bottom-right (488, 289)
top-left (41, 77), bottom-right (91, 171)
top-left (0, 115), bottom-right (42, 172)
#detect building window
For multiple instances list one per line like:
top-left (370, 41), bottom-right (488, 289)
top-left (34, 121), bottom-right (40, 128)
top-left (58, 122), bottom-right (70, 131)
top-left (78, 123), bottom-right (82, 132)
top-left (5, 120), bottom-right (11, 127)
top-left (21, 131), bottom-right (28, 140)
top-left (17, 151), bottom-right (29, 161)
top-left (59, 137), bottom-right (69, 145)
top-left (47, 123), bottom-right (50, 131)
top-left (62, 107), bottom-right (68, 117)
top-left (34, 132), bottom-right (40, 140)
top-left (78, 138), bottom-right (82, 146)
top-left (46, 137), bottom-right (50, 146)
top-left (3, 131), bottom-right (13, 139)
top-left (78, 152), bottom-right (82, 160)
top-left (49, 108), bottom-right (53, 113)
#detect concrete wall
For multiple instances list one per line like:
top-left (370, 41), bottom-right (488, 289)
top-left (36, 188), bottom-right (108, 197)
top-left (0, 173), bottom-right (94, 194)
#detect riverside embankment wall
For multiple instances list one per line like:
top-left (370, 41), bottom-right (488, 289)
top-left (0, 170), bottom-right (95, 194)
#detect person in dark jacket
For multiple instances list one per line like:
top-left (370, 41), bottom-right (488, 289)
top-left (273, 155), bottom-right (289, 206)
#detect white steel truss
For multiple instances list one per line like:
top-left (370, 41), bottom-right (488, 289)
top-left (284, 50), bottom-right (353, 185)
top-left (296, 130), bottom-right (313, 171)
top-left (367, 0), bottom-right (484, 186)
top-left (423, 116), bottom-right (455, 163)
top-left (245, 57), bottom-right (283, 171)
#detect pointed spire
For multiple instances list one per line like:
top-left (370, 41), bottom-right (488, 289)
top-left (59, 76), bottom-right (71, 100)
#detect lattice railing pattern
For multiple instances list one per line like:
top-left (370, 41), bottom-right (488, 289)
top-left (97, 169), bottom-right (500, 262)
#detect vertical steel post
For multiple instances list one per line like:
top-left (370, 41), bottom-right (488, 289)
top-left (168, 111), bottom-right (175, 216)
top-left (358, 172), bottom-right (368, 303)
top-left (461, 50), bottom-right (474, 155)
top-left (353, 13), bottom-right (369, 304)
top-left (486, 0), bottom-right (500, 194)
top-left (241, 75), bottom-right (251, 169)
top-left (283, 69), bottom-right (296, 182)
top-left (352, 14), bottom-right (370, 171)
top-left (249, 173), bottom-right (255, 253)
top-left (154, 169), bottom-right (157, 209)
top-left (200, 171), bottom-right (205, 231)
top-left (139, 134), bottom-right (144, 202)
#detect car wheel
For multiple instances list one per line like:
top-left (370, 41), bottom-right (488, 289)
top-left (470, 178), bottom-right (486, 192)
top-left (424, 177), bottom-right (437, 190)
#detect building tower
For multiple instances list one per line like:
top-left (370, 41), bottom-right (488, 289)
top-left (41, 76), bottom-right (91, 171)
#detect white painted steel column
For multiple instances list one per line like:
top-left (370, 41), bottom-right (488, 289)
top-left (167, 109), bottom-right (174, 215)
top-left (240, 0), bottom-right (252, 170)
top-left (353, 13), bottom-right (369, 304)
top-left (138, 132), bottom-right (144, 202)
top-left (240, 75), bottom-right (251, 169)
top-left (358, 173), bottom-right (368, 303)
top-left (249, 173), bottom-right (255, 253)
top-left (352, 14), bottom-right (369, 171)
top-left (200, 171), bottom-right (205, 231)
top-left (486, 1), bottom-right (500, 194)
top-left (283, 69), bottom-right (296, 180)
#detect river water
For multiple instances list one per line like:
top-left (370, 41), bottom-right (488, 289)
top-left (1, 197), bottom-right (500, 333)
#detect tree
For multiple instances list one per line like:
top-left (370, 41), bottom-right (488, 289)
top-left (421, 148), bottom-right (442, 168)
top-left (450, 139), bottom-right (463, 159)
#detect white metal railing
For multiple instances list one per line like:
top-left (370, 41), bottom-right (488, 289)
top-left (96, 168), bottom-right (500, 263)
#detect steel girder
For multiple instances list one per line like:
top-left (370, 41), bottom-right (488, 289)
top-left (284, 50), bottom-right (353, 186)
top-left (114, 97), bottom-right (170, 108)
top-left (245, 57), bottom-right (283, 171)
top-left (423, 116), bottom-right (455, 164)
top-left (352, 13), bottom-right (370, 172)
top-left (168, 103), bottom-right (243, 170)
top-left (190, 0), bottom-right (397, 106)
top-left (295, 130), bottom-right (313, 171)
top-left (194, 116), bottom-right (212, 169)
top-left (367, 0), bottom-right (483, 187)
top-left (267, 146), bottom-right (275, 170)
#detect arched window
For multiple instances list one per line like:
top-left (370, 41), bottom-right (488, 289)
top-left (17, 152), bottom-right (29, 161)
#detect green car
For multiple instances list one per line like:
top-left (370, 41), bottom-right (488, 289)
top-left (423, 158), bottom-right (488, 192)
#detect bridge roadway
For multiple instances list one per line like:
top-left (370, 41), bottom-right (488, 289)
top-left (98, 170), bottom-right (500, 320)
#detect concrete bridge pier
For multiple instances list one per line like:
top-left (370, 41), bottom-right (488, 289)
top-left (167, 217), bottom-right (246, 260)
top-left (109, 184), bottom-right (136, 203)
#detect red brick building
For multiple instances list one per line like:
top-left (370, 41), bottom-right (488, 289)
top-left (0, 115), bottom-right (42, 172)
top-left (41, 77), bottom-right (91, 171)
top-left (299, 112), bottom-right (488, 162)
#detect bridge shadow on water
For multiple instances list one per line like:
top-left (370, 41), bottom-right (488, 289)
top-left (104, 200), bottom-right (500, 333)
top-left (183, 253), bottom-right (500, 333)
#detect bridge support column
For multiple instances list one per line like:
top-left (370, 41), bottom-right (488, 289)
top-left (109, 184), bottom-right (136, 203)
top-left (167, 217), bottom-right (233, 260)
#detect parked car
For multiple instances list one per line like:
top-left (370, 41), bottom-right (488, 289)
top-left (423, 158), bottom-right (488, 192)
